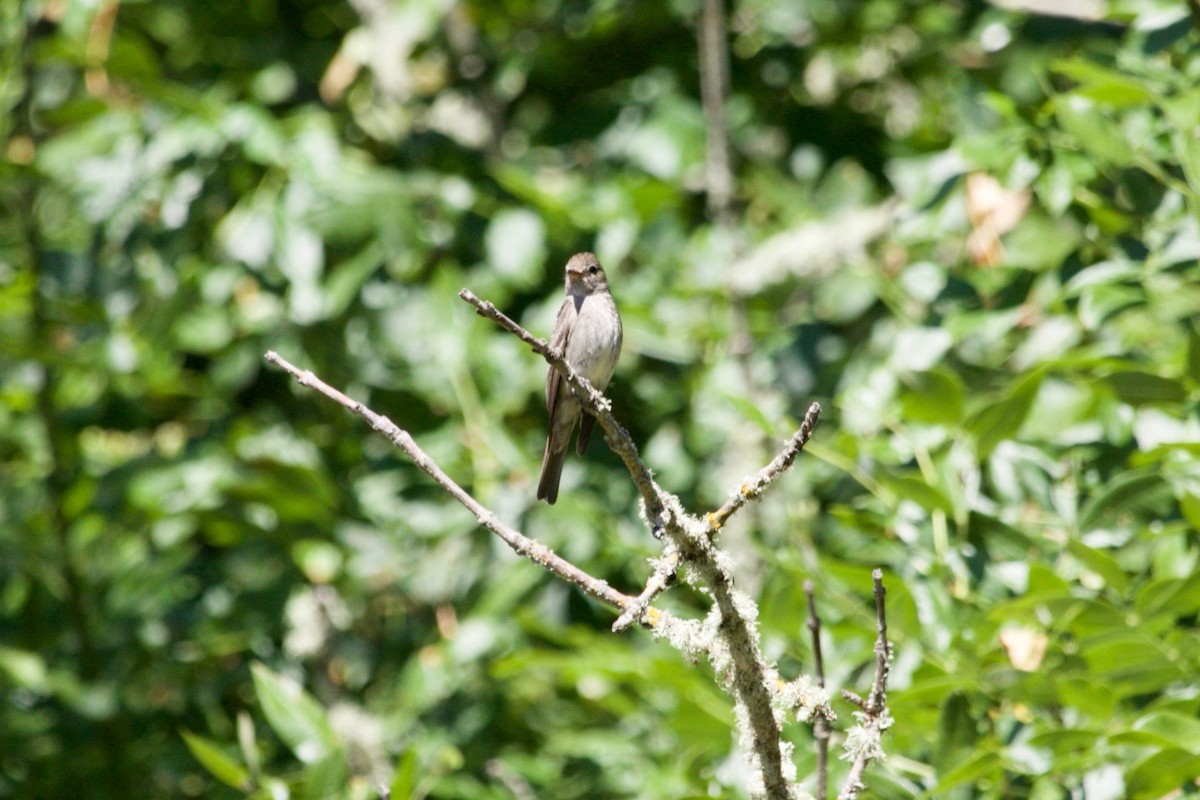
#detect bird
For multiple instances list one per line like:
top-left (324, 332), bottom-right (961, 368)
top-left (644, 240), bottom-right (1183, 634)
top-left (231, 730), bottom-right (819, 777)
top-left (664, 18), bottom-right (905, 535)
top-left (537, 252), bottom-right (623, 504)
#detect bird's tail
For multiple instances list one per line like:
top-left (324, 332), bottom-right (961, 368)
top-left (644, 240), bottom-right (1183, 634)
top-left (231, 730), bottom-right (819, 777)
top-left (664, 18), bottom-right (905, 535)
top-left (537, 441), bottom-right (567, 504)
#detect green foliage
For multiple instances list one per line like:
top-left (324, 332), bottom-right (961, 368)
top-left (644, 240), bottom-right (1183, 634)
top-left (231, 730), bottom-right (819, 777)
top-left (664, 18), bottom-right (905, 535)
top-left (3, 0), bottom-right (1200, 798)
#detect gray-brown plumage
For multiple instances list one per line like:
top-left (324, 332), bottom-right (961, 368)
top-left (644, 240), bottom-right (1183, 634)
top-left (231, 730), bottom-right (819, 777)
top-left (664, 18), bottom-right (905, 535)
top-left (537, 252), bottom-right (623, 504)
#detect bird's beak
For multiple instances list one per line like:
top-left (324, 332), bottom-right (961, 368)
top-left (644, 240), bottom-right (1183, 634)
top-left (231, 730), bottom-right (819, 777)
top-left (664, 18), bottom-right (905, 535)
top-left (566, 268), bottom-right (584, 278)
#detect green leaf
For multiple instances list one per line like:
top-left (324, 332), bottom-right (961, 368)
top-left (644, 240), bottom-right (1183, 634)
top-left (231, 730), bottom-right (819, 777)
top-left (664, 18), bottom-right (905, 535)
top-left (251, 664), bottom-right (338, 763)
top-left (1135, 577), bottom-right (1200, 620)
top-left (1065, 540), bottom-right (1129, 595)
top-left (1057, 677), bottom-right (1119, 719)
top-left (722, 393), bottom-right (782, 438)
top-left (0, 647), bottom-right (49, 692)
top-left (1126, 748), bottom-right (1200, 799)
top-left (181, 731), bottom-right (251, 790)
top-left (1186, 322), bottom-right (1200, 387)
top-left (1050, 58), bottom-right (1155, 107)
top-left (301, 753), bottom-right (350, 800)
top-left (1080, 633), bottom-right (1182, 694)
top-left (933, 691), bottom-right (976, 769)
top-left (894, 672), bottom-right (981, 704)
top-left (1055, 95), bottom-right (1136, 167)
top-left (899, 369), bottom-right (965, 424)
top-left (390, 749), bottom-right (419, 799)
top-left (1162, 91), bottom-right (1200, 195)
top-left (1027, 728), bottom-right (1103, 753)
top-left (933, 749), bottom-right (1002, 794)
top-left (1131, 711), bottom-right (1200, 753)
top-left (877, 468), bottom-right (955, 515)
top-left (1173, 128), bottom-right (1200, 197)
top-left (1102, 371), bottom-right (1187, 405)
top-left (966, 370), bottom-right (1044, 458)
top-left (1077, 472), bottom-right (1171, 533)
top-left (1078, 284), bottom-right (1144, 329)
top-left (323, 241), bottom-right (384, 319)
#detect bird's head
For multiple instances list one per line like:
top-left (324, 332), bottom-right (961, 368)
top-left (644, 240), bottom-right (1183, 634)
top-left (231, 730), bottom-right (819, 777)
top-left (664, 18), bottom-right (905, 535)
top-left (564, 252), bottom-right (608, 295)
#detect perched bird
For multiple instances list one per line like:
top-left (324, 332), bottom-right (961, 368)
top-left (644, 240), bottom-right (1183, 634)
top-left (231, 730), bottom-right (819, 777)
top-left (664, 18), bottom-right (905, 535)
top-left (537, 252), bottom-right (623, 504)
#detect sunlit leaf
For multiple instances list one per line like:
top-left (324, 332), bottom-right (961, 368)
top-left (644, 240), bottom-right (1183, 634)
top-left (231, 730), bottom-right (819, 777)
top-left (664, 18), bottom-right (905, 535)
top-left (182, 731), bottom-right (252, 790)
top-left (250, 664), bottom-right (339, 763)
top-left (1126, 749), bottom-right (1200, 799)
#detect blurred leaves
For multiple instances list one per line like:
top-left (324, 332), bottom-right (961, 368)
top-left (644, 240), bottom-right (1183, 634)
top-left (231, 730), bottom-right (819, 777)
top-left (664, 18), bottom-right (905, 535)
top-left (4, 0), bottom-right (1200, 798)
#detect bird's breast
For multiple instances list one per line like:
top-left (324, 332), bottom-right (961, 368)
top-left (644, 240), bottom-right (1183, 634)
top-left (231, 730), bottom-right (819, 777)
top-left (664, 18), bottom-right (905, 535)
top-left (565, 296), bottom-right (622, 389)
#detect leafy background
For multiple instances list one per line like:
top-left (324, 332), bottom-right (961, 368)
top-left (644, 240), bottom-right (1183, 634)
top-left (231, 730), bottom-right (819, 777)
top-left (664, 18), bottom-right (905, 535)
top-left (3, 0), bottom-right (1200, 797)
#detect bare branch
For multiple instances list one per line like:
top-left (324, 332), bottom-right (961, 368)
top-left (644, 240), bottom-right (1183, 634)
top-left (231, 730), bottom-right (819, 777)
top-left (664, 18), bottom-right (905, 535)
top-left (805, 581), bottom-right (829, 800)
top-left (263, 350), bottom-right (650, 618)
top-left (837, 570), bottom-right (893, 800)
top-left (698, 0), bottom-right (734, 223)
top-left (706, 402), bottom-right (821, 532)
top-left (458, 289), bottom-right (668, 528)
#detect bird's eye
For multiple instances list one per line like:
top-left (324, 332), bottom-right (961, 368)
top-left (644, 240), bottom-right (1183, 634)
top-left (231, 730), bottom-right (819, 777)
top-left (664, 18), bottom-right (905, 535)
top-left (588, 265), bottom-right (599, 274)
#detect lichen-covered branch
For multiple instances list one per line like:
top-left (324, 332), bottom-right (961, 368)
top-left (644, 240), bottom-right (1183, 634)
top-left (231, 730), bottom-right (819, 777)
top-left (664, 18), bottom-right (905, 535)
top-left (458, 293), bottom-right (806, 798)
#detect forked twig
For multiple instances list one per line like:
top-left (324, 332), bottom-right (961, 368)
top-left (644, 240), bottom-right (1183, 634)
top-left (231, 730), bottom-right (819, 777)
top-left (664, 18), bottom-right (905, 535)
top-left (838, 570), bottom-right (892, 800)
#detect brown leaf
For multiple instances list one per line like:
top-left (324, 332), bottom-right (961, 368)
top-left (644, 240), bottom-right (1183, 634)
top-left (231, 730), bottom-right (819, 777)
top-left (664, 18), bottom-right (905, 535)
top-left (966, 172), bottom-right (1031, 266)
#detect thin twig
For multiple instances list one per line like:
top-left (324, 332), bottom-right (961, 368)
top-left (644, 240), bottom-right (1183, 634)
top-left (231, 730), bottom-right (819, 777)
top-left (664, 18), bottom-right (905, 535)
top-left (612, 549), bottom-right (681, 632)
top-left (837, 570), bottom-right (892, 800)
top-left (805, 581), bottom-right (829, 800)
top-left (264, 351), bottom-right (654, 620)
top-left (867, 571), bottom-right (889, 714)
top-left (458, 289), bottom-right (668, 529)
top-left (706, 402), bottom-right (821, 532)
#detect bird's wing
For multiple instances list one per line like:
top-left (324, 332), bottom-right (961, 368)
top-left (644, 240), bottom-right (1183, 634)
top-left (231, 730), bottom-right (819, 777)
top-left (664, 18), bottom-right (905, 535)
top-left (545, 297), bottom-right (574, 421)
